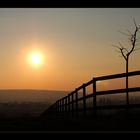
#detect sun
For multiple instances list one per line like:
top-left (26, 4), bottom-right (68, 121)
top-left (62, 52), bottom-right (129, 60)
top-left (30, 52), bottom-right (42, 66)
top-left (32, 54), bottom-right (41, 64)
top-left (27, 48), bottom-right (46, 68)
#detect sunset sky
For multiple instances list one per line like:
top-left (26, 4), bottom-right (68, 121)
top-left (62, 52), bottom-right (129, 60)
top-left (0, 8), bottom-right (140, 91)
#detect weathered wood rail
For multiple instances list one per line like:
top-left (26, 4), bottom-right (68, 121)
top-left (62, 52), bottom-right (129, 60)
top-left (42, 70), bottom-right (140, 118)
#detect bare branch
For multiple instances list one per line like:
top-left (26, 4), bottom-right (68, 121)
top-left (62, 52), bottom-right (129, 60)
top-left (120, 48), bottom-right (127, 60)
top-left (118, 42), bottom-right (124, 48)
top-left (112, 44), bottom-right (121, 50)
top-left (118, 42), bottom-right (129, 53)
top-left (114, 49), bottom-right (121, 54)
top-left (118, 30), bottom-right (131, 37)
top-left (113, 18), bottom-right (140, 63)
top-left (128, 35), bottom-right (134, 42)
top-left (133, 18), bottom-right (140, 31)
top-left (128, 26), bottom-right (139, 56)
top-left (124, 48), bottom-right (129, 53)
top-left (126, 29), bottom-right (133, 36)
top-left (133, 18), bottom-right (138, 28)
top-left (116, 50), bottom-right (121, 53)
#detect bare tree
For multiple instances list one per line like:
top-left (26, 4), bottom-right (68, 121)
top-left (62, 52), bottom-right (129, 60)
top-left (113, 18), bottom-right (140, 106)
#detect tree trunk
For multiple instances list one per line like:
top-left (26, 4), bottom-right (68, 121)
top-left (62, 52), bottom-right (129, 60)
top-left (126, 57), bottom-right (129, 106)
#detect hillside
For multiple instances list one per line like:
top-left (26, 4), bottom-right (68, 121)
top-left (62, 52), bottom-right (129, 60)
top-left (0, 89), bottom-right (69, 104)
top-left (0, 89), bottom-right (69, 118)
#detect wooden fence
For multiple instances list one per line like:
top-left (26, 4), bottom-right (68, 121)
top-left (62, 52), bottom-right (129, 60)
top-left (42, 70), bottom-right (140, 118)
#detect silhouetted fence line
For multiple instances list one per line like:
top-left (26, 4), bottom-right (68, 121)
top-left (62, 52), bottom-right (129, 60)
top-left (42, 70), bottom-right (140, 118)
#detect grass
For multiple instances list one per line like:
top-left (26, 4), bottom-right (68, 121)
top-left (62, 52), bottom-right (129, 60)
top-left (1, 95), bottom-right (140, 132)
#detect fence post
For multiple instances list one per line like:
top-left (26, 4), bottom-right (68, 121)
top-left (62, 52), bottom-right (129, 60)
top-left (59, 100), bottom-right (61, 116)
top-left (54, 102), bottom-right (57, 115)
top-left (64, 97), bottom-right (66, 117)
top-left (93, 78), bottom-right (97, 114)
top-left (68, 94), bottom-right (71, 117)
top-left (60, 99), bottom-right (62, 113)
top-left (83, 84), bottom-right (87, 117)
top-left (56, 101), bottom-right (58, 114)
top-left (75, 88), bottom-right (79, 117)
top-left (58, 100), bottom-right (60, 115)
top-left (71, 93), bottom-right (74, 117)
top-left (65, 96), bottom-right (68, 115)
top-left (62, 98), bottom-right (64, 115)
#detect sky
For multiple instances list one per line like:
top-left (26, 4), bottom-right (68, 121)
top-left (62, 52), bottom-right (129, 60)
top-left (0, 8), bottom-right (140, 91)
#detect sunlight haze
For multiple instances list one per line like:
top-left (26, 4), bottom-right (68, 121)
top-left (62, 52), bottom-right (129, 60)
top-left (0, 8), bottom-right (140, 91)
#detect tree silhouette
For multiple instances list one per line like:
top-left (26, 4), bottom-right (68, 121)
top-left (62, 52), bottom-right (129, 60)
top-left (113, 18), bottom-right (140, 106)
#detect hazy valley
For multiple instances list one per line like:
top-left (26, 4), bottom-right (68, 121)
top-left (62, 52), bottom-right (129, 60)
top-left (0, 89), bottom-right (68, 118)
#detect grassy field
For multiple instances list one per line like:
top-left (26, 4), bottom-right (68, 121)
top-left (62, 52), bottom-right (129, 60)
top-left (0, 93), bottom-right (140, 132)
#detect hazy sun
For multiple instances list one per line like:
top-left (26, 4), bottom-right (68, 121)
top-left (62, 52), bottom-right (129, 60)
top-left (30, 52), bottom-right (42, 66)
top-left (27, 47), bottom-right (46, 68)
top-left (31, 54), bottom-right (41, 64)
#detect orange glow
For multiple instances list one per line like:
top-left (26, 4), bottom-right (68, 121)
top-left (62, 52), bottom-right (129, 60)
top-left (1, 9), bottom-right (140, 91)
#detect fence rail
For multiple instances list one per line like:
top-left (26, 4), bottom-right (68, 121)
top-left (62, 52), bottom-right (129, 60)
top-left (42, 70), bottom-right (140, 117)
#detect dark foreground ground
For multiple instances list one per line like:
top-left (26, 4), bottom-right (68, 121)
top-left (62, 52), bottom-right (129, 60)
top-left (1, 109), bottom-right (140, 132)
